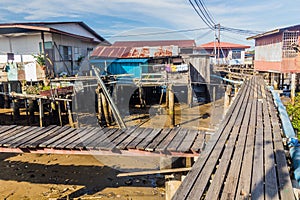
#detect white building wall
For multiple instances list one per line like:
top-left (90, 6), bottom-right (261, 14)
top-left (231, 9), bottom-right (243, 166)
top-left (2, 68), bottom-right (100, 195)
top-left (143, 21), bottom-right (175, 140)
top-left (255, 42), bottom-right (282, 62)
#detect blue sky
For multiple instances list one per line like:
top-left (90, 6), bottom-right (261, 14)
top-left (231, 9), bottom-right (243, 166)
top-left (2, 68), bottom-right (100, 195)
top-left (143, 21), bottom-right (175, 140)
top-left (0, 0), bottom-right (299, 47)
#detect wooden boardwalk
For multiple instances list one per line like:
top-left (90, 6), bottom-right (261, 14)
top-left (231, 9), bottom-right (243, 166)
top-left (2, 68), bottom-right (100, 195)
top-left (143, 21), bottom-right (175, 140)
top-left (173, 76), bottom-right (295, 200)
top-left (0, 124), bottom-right (207, 157)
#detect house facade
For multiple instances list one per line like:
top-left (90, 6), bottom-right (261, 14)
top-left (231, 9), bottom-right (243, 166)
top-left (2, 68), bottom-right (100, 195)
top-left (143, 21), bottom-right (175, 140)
top-left (248, 24), bottom-right (300, 73)
top-left (0, 22), bottom-right (109, 80)
top-left (199, 41), bottom-right (250, 65)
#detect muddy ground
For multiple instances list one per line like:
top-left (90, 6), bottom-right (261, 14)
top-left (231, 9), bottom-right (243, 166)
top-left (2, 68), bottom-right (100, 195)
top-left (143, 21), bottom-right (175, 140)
top-left (0, 100), bottom-right (224, 199)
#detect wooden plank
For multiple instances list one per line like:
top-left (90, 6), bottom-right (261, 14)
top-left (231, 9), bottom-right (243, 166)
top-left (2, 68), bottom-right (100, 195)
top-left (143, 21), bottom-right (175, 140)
top-left (104, 126), bottom-right (138, 150)
top-left (221, 79), bottom-right (255, 200)
top-left (50, 128), bottom-right (87, 149)
top-left (204, 80), bottom-right (252, 199)
top-left (38, 126), bottom-right (72, 148)
top-left (173, 77), bottom-right (250, 200)
top-left (251, 100), bottom-right (264, 200)
top-left (136, 128), bottom-right (162, 150)
top-left (116, 127), bottom-right (145, 150)
top-left (166, 128), bottom-right (188, 152)
top-left (177, 129), bottom-right (200, 153)
top-left (236, 79), bottom-right (258, 200)
top-left (74, 127), bottom-right (108, 149)
top-left (267, 91), bottom-right (295, 200)
top-left (44, 127), bottom-right (76, 148)
top-left (262, 94), bottom-right (279, 200)
top-left (0, 126), bottom-right (28, 143)
top-left (117, 167), bottom-right (192, 177)
top-left (145, 128), bottom-right (171, 151)
top-left (85, 128), bottom-right (118, 150)
top-left (190, 131), bottom-right (205, 153)
top-left (0, 125), bottom-right (17, 135)
top-left (94, 129), bottom-right (126, 150)
top-left (27, 126), bottom-right (67, 148)
top-left (155, 127), bottom-right (181, 152)
top-left (65, 127), bottom-right (100, 149)
top-left (1, 126), bottom-right (38, 146)
top-left (10, 126), bottom-right (58, 148)
top-left (127, 128), bottom-right (153, 149)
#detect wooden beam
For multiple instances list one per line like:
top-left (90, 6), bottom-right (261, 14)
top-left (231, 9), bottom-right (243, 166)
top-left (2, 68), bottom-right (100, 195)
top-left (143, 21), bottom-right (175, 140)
top-left (117, 167), bottom-right (192, 177)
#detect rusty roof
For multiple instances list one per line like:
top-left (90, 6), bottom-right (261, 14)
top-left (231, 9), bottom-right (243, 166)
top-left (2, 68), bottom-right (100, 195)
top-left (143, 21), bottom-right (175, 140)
top-left (199, 41), bottom-right (250, 49)
top-left (91, 46), bottom-right (131, 58)
top-left (113, 40), bottom-right (196, 48)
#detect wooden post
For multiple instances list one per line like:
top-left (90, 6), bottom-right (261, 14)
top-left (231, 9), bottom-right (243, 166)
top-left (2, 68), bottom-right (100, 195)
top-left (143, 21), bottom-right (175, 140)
top-left (168, 84), bottom-right (175, 127)
top-left (160, 157), bottom-right (182, 200)
top-left (12, 98), bottom-right (20, 122)
top-left (38, 98), bottom-right (43, 127)
top-left (66, 100), bottom-right (74, 127)
top-left (57, 101), bottom-right (63, 126)
top-left (28, 99), bottom-right (35, 124)
top-left (97, 89), bottom-right (102, 123)
top-left (187, 84), bottom-right (193, 108)
top-left (224, 85), bottom-right (232, 114)
top-left (291, 73), bottom-right (296, 105)
top-left (213, 86), bottom-right (216, 109)
top-left (3, 83), bottom-right (9, 108)
top-left (101, 92), bottom-right (110, 126)
top-left (25, 99), bottom-right (29, 125)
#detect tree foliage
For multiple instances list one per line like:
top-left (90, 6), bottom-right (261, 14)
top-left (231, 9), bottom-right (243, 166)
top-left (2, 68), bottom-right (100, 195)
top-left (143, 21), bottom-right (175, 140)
top-left (286, 93), bottom-right (300, 133)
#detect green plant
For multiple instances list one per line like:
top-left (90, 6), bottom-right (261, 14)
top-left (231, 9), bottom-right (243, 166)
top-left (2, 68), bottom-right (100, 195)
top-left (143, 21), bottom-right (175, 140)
top-left (286, 93), bottom-right (300, 135)
top-left (33, 53), bottom-right (52, 66)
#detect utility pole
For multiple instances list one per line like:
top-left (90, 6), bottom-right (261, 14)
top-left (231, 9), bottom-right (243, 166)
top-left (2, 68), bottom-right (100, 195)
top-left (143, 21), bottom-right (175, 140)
top-left (214, 24), bottom-right (221, 66)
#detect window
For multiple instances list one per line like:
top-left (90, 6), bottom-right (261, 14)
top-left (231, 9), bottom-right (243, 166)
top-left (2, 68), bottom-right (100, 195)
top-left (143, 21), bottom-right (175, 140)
top-left (232, 50), bottom-right (241, 59)
top-left (59, 45), bottom-right (72, 61)
top-left (74, 47), bottom-right (81, 60)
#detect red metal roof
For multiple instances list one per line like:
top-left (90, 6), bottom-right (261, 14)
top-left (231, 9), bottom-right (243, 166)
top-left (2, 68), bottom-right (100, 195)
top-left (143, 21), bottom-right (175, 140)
top-left (199, 41), bottom-right (250, 49)
top-left (113, 40), bottom-right (196, 48)
top-left (91, 46), bottom-right (131, 58)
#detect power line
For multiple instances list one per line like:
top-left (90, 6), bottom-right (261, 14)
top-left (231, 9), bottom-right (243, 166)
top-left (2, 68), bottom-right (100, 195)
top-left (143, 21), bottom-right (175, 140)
top-left (193, 0), bottom-right (215, 28)
top-left (104, 27), bottom-right (211, 38)
top-left (188, 0), bottom-right (215, 30)
top-left (196, 0), bottom-right (216, 26)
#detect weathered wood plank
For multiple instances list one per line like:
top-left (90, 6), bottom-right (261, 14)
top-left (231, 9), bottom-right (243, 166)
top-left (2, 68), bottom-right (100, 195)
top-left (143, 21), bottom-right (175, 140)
top-left (262, 89), bottom-right (279, 200)
top-left (236, 78), bottom-right (258, 200)
top-left (136, 128), bottom-right (162, 151)
top-left (251, 99), bottom-right (264, 200)
top-left (127, 128), bottom-right (153, 149)
top-left (1, 126), bottom-right (37, 146)
top-left (166, 128), bottom-right (188, 152)
top-left (38, 126), bottom-right (73, 148)
top-left (176, 129), bottom-right (198, 153)
top-left (85, 128), bottom-right (118, 150)
top-left (11, 126), bottom-right (58, 148)
top-left (74, 127), bottom-right (108, 149)
top-left (204, 80), bottom-right (252, 200)
top-left (220, 80), bottom-right (254, 200)
top-left (173, 78), bottom-right (249, 200)
top-left (116, 127), bottom-right (145, 150)
top-left (190, 131), bottom-right (206, 153)
top-left (155, 127), bottom-right (181, 152)
top-left (65, 127), bottom-right (99, 149)
top-left (145, 128), bottom-right (171, 151)
top-left (94, 129), bottom-right (126, 150)
top-left (104, 126), bottom-right (138, 150)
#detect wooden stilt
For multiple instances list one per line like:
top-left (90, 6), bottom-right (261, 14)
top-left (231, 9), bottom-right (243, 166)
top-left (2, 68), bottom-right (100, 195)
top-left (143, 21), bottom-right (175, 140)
top-left (38, 98), bottom-right (43, 127)
top-left (224, 84), bottom-right (232, 114)
top-left (57, 101), bottom-right (63, 126)
top-left (168, 84), bottom-right (175, 127)
top-left (187, 85), bottom-right (193, 108)
top-left (28, 99), bottom-right (35, 125)
top-left (66, 101), bottom-right (74, 127)
top-left (101, 92), bottom-right (110, 126)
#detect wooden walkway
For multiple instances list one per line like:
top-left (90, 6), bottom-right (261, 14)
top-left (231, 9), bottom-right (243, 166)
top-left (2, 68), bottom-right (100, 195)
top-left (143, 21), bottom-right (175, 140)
top-left (0, 125), bottom-right (207, 157)
top-left (173, 76), bottom-right (295, 200)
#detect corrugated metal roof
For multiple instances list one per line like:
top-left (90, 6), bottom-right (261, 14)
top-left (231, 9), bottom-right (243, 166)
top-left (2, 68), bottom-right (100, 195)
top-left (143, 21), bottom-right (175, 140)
top-left (199, 41), bottom-right (250, 49)
top-left (90, 58), bottom-right (148, 63)
top-left (113, 40), bottom-right (196, 48)
top-left (247, 24), bottom-right (300, 40)
top-left (91, 45), bottom-right (179, 58)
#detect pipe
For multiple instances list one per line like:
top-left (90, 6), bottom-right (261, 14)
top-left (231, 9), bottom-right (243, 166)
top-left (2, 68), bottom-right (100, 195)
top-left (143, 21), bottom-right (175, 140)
top-left (270, 86), bottom-right (300, 185)
top-left (210, 74), bottom-right (243, 85)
